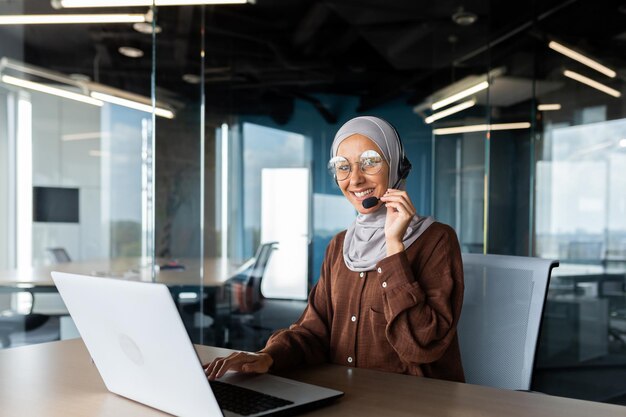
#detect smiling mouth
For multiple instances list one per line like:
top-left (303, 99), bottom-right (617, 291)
top-left (352, 188), bottom-right (374, 199)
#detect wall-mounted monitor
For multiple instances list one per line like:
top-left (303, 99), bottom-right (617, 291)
top-left (33, 186), bottom-right (79, 223)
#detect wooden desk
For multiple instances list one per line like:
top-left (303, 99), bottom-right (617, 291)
top-left (0, 257), bottom-right (241, 290)
top-left (0, 339), bottom-right (624, 417)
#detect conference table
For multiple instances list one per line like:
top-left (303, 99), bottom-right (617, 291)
top-left (0, 257), bottom-right (242, 290)
top-left (0, 258), bottom-right (242, 344)
top-left (552, 262), bottom-right (625, 297)
top-left (0, 339), bottom-right (624, 417)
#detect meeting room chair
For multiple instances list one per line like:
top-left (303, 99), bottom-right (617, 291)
top-left (182, 243), bottom-right (278, 347)
top-left (1, 249), bottom-right (68, 347)
top-left (0, 292), bottom-right (51, 348)
top-left (220, 242), bottom-right (279, 349)
top-left (457, 253), bottom-right (559, 391)
top-left (47, 247), bottom-right (72, 263)
top-left (232, 242), bottom-right (278, 312)
top-left (0, 247), bottom-right (68, 346)
top-left (606, 279), bottom-right (626, 347)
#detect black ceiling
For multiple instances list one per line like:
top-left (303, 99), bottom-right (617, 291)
top-left (6, 0), bottom-right (626, 124)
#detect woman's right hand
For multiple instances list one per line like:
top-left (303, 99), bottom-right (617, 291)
top-left (204, 351), bottom-right (273, 380)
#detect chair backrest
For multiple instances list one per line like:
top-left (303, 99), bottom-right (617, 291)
top-left (47, 247), bottom-right (71, 263)
top-left (236, 242), bottom-right (278, 313)
top-left (458, 253), bottom-right (558, 390)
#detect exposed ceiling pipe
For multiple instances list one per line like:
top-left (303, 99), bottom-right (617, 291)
top-left (452, 0), bottom-right (579, 66)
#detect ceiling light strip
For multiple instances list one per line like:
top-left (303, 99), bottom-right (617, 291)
top-left (0, 14), bottom-right (147, 25)
top-left (62, 132), bottom-right (109, 141)
top-left (425, 99), bottom-right (476, 124)
top-left (432, 81), bottom-right (489, 110)
top-left (90, 91), bottom-right (174, 119)
top-left (563, 70), bottom-right (621, 98)
top-left (537, 104), bottom-right (561, 111)
top-left (433, 122), bottom-right (531, 136)
top-left (56, 0), bottom-right (251, 7)
top-left (549, 41), bottom-right (616, 78)
top-left (489, 122), bottom-right (531, 131)
top-left (0, 57), bottom-right (82, 86)
top-left (89, 150), bottom-right (111, 157)
top-left (1, 75), bottom-right (103, 106)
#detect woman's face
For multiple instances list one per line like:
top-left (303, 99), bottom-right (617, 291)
top-left (336, 134), bottom-right (389, 214)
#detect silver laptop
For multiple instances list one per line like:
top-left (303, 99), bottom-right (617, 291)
top-left (51, 271), bottom-right (343, 417)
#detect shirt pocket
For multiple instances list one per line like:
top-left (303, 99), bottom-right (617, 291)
top-left (368, 307), bottom-right (387, 333)
top-left (363, 307), bottom-right (401, 370)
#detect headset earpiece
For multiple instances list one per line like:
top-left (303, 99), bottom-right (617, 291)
top-left (388, 122), bottom-right (412, 182)
top-left (398, 155), bottom-right (412, 180)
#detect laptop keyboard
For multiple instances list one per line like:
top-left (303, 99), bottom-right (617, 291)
top-left (209, 380), bottom-right (294, 416)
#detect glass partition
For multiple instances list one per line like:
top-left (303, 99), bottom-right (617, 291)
top-left (434, 131), bottom-right (487, 253)
top-left (153, 6), bottom-right (211, 345)
top-left (0, 1), bottom-right (203, 347)
top-left (532, 54), bottom-right (626, 401)
top-left (431, 0), bottom-right (626, 404)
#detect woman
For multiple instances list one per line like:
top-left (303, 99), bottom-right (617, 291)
top-left (205, 116), bottom-right (464, 382)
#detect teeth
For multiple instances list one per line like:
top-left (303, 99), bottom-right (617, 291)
top-left (354, 189), bottom-right (373, 198)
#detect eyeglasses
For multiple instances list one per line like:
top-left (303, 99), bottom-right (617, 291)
top-left (328, 150), bottom-right (384, 181)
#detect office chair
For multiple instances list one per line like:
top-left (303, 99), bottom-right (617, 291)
top-left (0, 245), bottom-right (67, 347)
top-left (606, 278), bottom-right (626, 347)
top-left (0, 247), bottom-right (66, 347)
top-left (180, 243), bottom-right (278, 347)
top-left (457, 253), bottom-right (559, 390)
top-left (231, 242), bottom-right (278, 313)
top-left (47, 247), bottom-right (71, 263)
top-left (220, 242), bottom-right (279, 350)
top-left (0, 292), bottom-right (51, 348)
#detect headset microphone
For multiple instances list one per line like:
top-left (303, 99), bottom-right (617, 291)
top-left (360, 175), bottom-right (403, 209)
top-left (362, 196), bottom-right (379, 209)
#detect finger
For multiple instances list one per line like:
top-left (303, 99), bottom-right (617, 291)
top-left (216, 352), bottom-right (259, 379)
top-left (380, 191), bottom-right (411, 201)
top-left (381, 193), bottom-right (415, 211)
top-left (382, 197), bottom-right (415, 216)
top-left (204, 356), bottom-right (225, 375)
top-left (235, 353), bottom-right (268, 373)
top-left (384, 188), bottom-right (407, 196)
top-left (207, 352), bottom-right (239, 379)
top-left (207, 356), bottom-right (229, 380)
top-left (380, 194), bottom-right (411, 205)
top-left (204, 354), bottom-right (230, 370)
top-left (214, 353), bottom-right (244, 379)
top-left (206, 359), bottom-right (223, 380)
top-left (384, 201), bottom-right (414, 217)
top-left (381, 190), bottom-right (410, 200)
top-left (387, 189), bottom-right (412, 202)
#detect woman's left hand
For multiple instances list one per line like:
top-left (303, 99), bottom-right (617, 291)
top-left (380, 189), bottom-right (417, 256)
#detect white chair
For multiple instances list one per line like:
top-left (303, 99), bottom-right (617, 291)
top-left (458, 253), bottom-right (559, 390)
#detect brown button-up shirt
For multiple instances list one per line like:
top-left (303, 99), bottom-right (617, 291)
top-left (262, 222), bottom-right (465, 382)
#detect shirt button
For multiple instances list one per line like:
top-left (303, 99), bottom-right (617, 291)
top-left (347, 356), bottom-right (353, 363)
top-left (377, 267), bottom-right (382, 274)
top-left (351, 315), bottom-right (357, 322)
top-left (382, 281), bottom-right (387, 288)
top-left (359, 272), bottom-right (364, 278)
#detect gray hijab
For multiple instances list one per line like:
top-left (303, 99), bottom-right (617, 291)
top-left (331, 116), bottom-right (435, 272)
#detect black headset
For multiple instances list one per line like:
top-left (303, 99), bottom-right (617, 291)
top-left (389, 122), bottom-right (412, 186)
